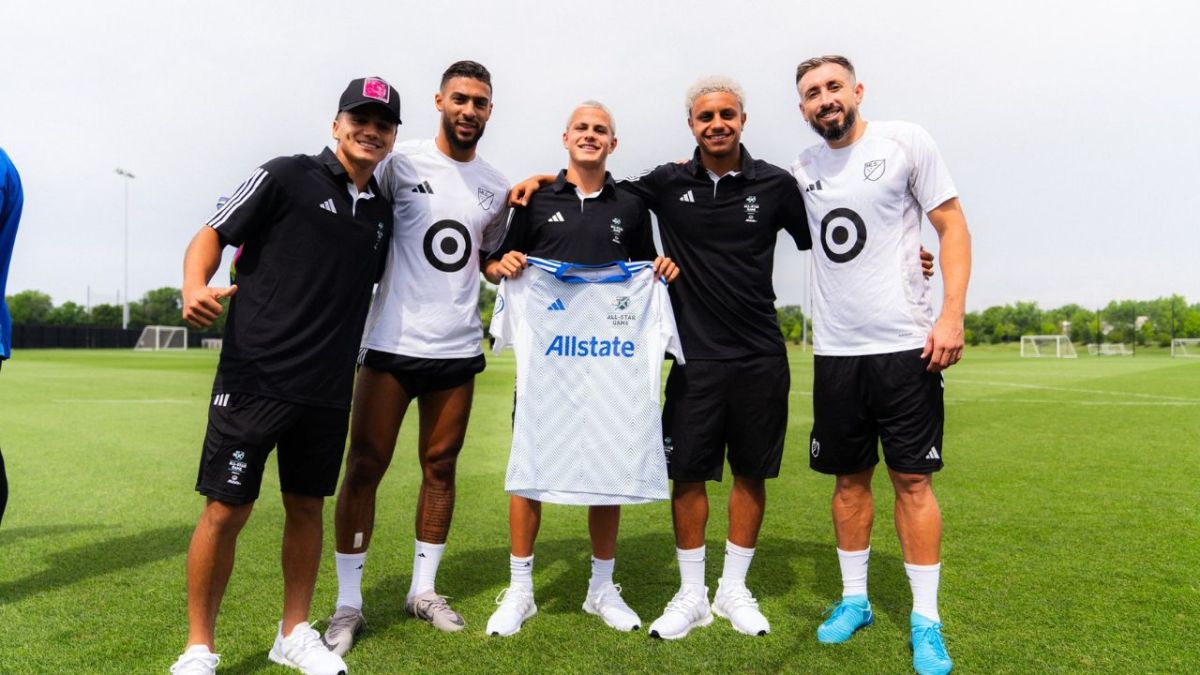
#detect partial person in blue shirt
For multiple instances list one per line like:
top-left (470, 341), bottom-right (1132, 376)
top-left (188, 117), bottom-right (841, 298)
top-left (0, 146), bottom-right (22, 527)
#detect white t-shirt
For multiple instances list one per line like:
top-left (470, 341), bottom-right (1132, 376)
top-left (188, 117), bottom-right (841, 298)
top-left (490, 258), bottom-right (684, 505)
top-left (791, 121), bottom-right (957, 356)
top-left (362, 139), bottom-right (510, 358)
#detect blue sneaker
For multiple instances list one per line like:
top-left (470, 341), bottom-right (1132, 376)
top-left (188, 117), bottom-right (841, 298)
top-left (816, 595), bottom-right (874, 643)
top-left (911, 613), bottom-right (952, 675)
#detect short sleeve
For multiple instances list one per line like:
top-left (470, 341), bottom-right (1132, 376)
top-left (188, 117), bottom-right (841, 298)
top-left (616, 163), bottom-right (670, 210)
top-left (490, 205), bottom-right (531, 260)
top-left (481, 206), bottom-right (514, 256)
top-left (906, 124), bottom-right (958, 213)
top-left (629, 203), bottom-right (658, 261)
top-left (206, 164), bottom-right (280, 247)
top-left (489, 277), bottom-right (515, 353)
top-left (656, 281), bottom-right (685, 364)
top-left (779, 178), bottom-right (812, 251)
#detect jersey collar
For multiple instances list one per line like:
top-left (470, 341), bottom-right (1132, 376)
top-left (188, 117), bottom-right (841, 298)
top-left (318, 146), bottom-right (380, 196)
top-left (551, 168), bottom-right (618, 196)
top-left (687, 143), bottom-right (758, 180)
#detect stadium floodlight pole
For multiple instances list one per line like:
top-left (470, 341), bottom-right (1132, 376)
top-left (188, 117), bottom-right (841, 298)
top-left (114, 168), bottom-right (135, 330)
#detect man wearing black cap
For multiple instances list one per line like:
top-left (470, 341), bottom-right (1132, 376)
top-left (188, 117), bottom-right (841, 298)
top-left (171, 77), bottom-right (400, 675)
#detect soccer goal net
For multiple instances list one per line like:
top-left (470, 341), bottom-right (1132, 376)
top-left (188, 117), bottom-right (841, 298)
top-left (1171, 338), bottom-right (1200, 358)
top-left (135, 325), bottom-right (188, 351)
top-left (1020, 335), bottom-right (1077, 358)
top-left (1086, 343), bottom-right (1132, 356)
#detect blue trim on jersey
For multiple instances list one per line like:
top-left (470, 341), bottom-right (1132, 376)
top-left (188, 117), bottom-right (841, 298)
top-left (525, 256), bottom-right (653, 284)
top-left (0, 148), bottom-right (23, 360)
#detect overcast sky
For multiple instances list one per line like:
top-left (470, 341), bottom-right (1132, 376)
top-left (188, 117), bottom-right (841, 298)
top-left (3, 0), bottom-right (1197, 313)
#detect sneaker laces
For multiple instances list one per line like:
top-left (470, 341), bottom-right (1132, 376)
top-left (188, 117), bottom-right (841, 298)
top-left (413, 593), bottom-right (455, 616)
top-left (664, 588), bottom-right (705, 614)
top-left (170, 650), bottom-right (220, 674)
top-left (327, 608), bottom-right (366, 634)
top-left (287, 624), bottom-right (326, 654)
top-left (494, 587), bottom-right (532, 607)
top-left (821, 599), bottom-right (858, 621)
top-left (592, 582), bottom-right (624, 603)
top-left (914, 623), bottom-right (951, 660)
top-left (719, 584), bottom-right (760, 611)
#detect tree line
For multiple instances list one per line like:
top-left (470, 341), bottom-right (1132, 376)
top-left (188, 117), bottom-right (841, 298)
top-left (8, 287), bottom-right (1198, 347)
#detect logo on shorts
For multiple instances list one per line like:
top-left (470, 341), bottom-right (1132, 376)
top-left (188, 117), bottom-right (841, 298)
top-left (743, 195), bottom-right (760, 223)
top-left (810, 438), bottom-right (820, 458)
top-left (227, 450), bottom-right (248, 486)
top-left (864, 159), bottom-right (886, 181)
top-left (663, 436), bottom-right (674, 463)
top-left (926, 446), bottom-right (941, 460)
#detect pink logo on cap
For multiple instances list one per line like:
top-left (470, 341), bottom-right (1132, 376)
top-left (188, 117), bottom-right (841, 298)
top-left (362, 78), bottom-right (390, 103)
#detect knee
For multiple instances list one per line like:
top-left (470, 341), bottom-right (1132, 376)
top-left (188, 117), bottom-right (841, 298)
top-left (672, 480), bottom-right (707, 501)
top-left (201, 499), bottom-right (254, 534)
top-left (891, 472), bottom-right (934, 501)
top-left (282, 493), bottom-right (324, 521)
top-left (343, 444), bottom-right (390, 487)
top-left (421, 450), bottom-right (459, 486)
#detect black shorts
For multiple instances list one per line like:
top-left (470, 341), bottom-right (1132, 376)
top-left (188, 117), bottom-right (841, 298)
top-left (662, 355), bottom-right (790, 481)
top-left (196, 393), bottom-right (350, 505)
top-left (809, 348), bottom-right (944, 475)
top-left (358, 350), bottom-right (485, 397)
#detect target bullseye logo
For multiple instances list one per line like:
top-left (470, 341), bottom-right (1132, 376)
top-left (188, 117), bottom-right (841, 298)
top-left (820, 207), bottom-right (867, 263)
top-left (423, 219), bottom-right (472, 272)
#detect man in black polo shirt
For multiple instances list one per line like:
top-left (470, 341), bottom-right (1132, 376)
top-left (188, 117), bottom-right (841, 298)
top-left (172, 77), bottom-right (399, 675)
top-left (481, 101), bottom-right (677, 637)
top-left (511, 76), bottom-right (810, 640)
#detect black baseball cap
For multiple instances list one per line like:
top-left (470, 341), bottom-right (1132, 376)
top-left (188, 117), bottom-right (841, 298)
top-left (338, 77), bottom-right (401, 124)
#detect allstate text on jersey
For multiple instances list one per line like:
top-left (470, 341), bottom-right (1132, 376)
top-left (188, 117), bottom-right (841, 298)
top-left (545, 335), bottom-right (636, 358)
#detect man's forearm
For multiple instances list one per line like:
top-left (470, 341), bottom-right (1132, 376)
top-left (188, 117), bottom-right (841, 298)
top-left (183, 226), bottom-right (224, 290)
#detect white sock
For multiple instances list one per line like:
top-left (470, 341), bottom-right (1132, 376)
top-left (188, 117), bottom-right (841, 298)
top-left (677, 545), bottom-right (706, 589)
top-left (510, 554), bottom-right (534, 591)
top-left (720, 540), bottom-right (755, 585)
top-left (837, 547), bottom-right (870, 598)
top-left (589, 556), bottom-right (615, 593)
top-left (905, 561), bottom-right (941, 622)
top-left (408, 540), bottom-right (445, 598)
top-left (334, 551), bottom-right (367, 610)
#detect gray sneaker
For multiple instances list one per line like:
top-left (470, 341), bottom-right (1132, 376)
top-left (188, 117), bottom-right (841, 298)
top-left (322, 606), bottom-right (365, 657)
top-left (406, 590), bottom-right (466, 632)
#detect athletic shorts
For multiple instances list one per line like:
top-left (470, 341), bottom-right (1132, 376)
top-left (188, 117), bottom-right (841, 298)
top-left (661, 355), bottom-right (790, 481)
top-left (196, 392), bottom-right (349, 505)
top-left (809, 348), bottom-right (944, 475)
top-left (358, 350), bottom-right (485, 397)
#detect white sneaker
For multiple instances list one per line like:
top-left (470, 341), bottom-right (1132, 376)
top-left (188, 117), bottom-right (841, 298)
top-left (485, 587), bottom-right (537, 637)
top-left (648, 585), bottom-right (712, 640)
top-left (323, 605), bottom-right (365, 657)
top-left (268, 621), bottom-right (348, 675)
top-left (582, 582), bottom-right (642, 631)
top-left (170, 645), bottom-right (220, 674)
top-left (712, 579), bottom-right (770, 636)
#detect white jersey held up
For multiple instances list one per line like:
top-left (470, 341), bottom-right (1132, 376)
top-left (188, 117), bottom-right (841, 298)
top-left (792, 121), bottom-right (957, 356)
top-left (490, 258), bottom-right (684, 505)
top-left (363, 138), bottom-right (510, 358)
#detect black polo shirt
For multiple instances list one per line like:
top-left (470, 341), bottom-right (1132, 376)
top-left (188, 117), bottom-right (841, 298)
top-left (618, 146), bottom-right (811, 360)
top-left (207, 147), bottom-right (392, 409)
top-left (494, 170), bottom-right (656, 264)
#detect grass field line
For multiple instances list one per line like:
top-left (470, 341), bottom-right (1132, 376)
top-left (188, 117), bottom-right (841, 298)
top-left (52, 398), bottom-right (196, 404)
top-left (951, 378), bottom-right (1200, 402)
top-left (947, 396), bottom-right (1200, 406)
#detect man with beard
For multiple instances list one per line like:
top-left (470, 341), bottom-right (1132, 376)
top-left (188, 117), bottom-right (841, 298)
top-left (324, 61), bottom-right (509, 654)
top-left (173, 76), bottom-right (399, 675)
top-left (792, 55), bottom-right (970, 675)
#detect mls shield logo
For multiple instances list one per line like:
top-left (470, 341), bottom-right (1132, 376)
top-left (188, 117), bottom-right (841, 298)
top-left (863, 159), bottom-right (886, 181)
top-left (477, 187), bottom-right (495, 210)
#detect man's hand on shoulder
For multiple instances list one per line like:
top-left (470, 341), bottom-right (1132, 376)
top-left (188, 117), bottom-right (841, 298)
top-left (182, 284), bottom-right (237, 329)
top-left (921, 314), bottom-right (964, 372)
top-left (507, 174), bottom-right (555, 206)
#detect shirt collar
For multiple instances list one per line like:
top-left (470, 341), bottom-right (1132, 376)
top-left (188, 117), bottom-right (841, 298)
top-left (551, 169), bottom-right (618, 196)
top-left (319, 146), bottom-right (378, 196)
top-left (688, 144), bottom-right (757, 180)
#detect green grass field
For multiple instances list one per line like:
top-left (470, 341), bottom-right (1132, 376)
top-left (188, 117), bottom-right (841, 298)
top-left (0, 346), bottom-right (1197, 673)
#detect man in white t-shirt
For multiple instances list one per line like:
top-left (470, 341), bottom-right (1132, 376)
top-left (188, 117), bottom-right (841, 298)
top-left (791, 55), bottom-right (971, 675)
top-left (324, 61), bottom-right (510, 653)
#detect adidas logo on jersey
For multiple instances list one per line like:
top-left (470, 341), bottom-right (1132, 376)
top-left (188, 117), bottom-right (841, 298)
top-left (679, 190), bottom-right (695, 203)
top-left (926, 447), bottom-right (941, 460)
top-left (318, 199), bottom-right (337, 214)
top-left (412, 180), bottom-right (434, 194)
top-left (547, 298), bottom-right (566, 311)
top-left (212, 393), bottom-right (230, 407)
top-left (547, 211), bottom-right (565, 223)
top-left (805, 180), bottom-right (824, 192)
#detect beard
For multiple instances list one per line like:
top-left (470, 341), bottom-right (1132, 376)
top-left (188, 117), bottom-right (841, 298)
top-left (442, 114), bottom-right (484, 151)
top-left (809, 105), bottom-right (857, 142)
